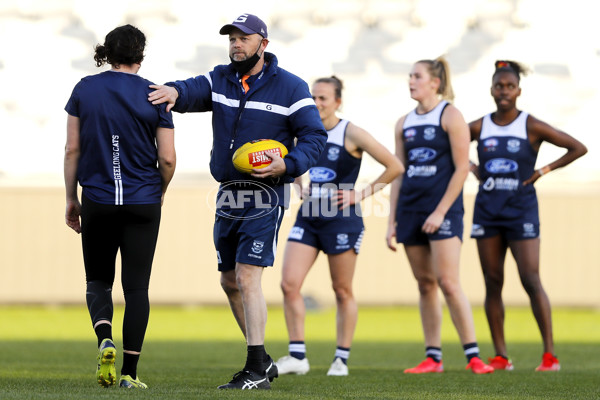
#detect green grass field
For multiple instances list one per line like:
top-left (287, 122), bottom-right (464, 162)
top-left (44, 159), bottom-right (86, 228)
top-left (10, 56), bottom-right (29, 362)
top-left (1, 305), bottom-right (599, 399)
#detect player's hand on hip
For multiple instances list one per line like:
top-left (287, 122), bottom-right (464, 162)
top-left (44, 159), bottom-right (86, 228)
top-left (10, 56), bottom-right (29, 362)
top-left (148, 85), bottom-right (178, 112)
top-left (521, 171), bottom-right (539, 186)
top-left (335, 189), bottom-right (359, 210)
top-left (469, 161), bottom-right (482, 182)
top-left (251, 150), bottom-right (287, 178)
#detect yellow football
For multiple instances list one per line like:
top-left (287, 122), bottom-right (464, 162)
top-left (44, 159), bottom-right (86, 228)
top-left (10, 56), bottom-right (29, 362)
top-left (232, 139), bottom-right (289, 174)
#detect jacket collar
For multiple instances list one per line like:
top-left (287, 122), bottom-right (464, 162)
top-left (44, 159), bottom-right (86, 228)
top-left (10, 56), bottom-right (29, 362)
top-left (225, 52), bottom-right (278, 85)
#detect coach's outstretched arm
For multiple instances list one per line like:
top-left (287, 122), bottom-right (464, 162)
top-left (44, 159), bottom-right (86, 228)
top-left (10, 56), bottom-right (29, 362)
top-left (149, 73), bottom-right (213, 113)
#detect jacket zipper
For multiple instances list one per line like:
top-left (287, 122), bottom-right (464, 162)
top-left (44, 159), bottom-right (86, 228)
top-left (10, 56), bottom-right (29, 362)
top-left (230, 78), bottom-right (247, 149)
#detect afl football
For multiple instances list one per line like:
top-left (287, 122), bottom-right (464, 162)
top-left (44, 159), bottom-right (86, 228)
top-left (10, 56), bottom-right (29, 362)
top-left (232, 139), bottom-right (288, 173)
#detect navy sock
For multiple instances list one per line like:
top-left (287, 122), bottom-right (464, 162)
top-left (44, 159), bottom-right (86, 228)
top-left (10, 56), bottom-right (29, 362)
top-left (289, 341), bottom-right (306, 360)
top-left (334, 346), bottom-right (350, 365)
top-left (426, 346), bottom-right (442, 363)
top-left (463, 342), bottom-right (480, 362)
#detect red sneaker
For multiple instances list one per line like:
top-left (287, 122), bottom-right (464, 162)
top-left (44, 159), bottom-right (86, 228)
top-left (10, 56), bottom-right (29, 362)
top-left (466, 357), bottom-right (494, 374)
top-left (404, 357), bottom-right (444, 374)
top-left (488, 355), bottom-right (514, 371)
top-left (535, 353), bottom-right (560, 371)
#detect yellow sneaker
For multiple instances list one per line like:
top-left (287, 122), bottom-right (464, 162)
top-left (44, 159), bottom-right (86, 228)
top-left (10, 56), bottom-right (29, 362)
top-left (96, 339), bottom-right (116, 387)
top-left (119, 374), bottom-right (148, 389)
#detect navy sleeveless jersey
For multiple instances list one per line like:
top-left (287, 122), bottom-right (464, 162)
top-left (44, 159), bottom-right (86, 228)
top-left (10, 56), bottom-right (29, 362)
top-left (65, 71), bottom-right (174, 205)
top-left (473, 112), bottom-right (539, 223)
top-left (397, 101), bottom-right (463, 214)
top-left (298, 119), bottom-right (364, 231)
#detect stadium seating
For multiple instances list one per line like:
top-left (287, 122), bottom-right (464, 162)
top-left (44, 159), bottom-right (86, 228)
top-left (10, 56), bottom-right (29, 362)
top-left (0, 0), bottom-right (597, 181)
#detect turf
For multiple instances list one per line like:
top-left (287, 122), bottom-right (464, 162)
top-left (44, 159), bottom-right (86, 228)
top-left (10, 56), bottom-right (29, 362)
top-left (0, 306), bottom-right (599, 399)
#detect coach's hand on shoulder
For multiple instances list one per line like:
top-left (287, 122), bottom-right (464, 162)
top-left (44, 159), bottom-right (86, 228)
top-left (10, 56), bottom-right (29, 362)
top-left (148, 85), bottom-right (178, 112)
top-left (251, 150), bottom-right (287, 179)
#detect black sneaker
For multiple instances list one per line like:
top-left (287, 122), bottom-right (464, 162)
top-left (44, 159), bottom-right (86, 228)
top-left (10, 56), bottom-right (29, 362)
top-left (265, 356), bottom-right (278, 382)
top-left (217, 370), bottom-right (270, 390)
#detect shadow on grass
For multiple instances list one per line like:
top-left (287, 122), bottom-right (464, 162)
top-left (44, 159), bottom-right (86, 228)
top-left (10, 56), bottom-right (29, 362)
top-left (0, 340), bottom-right (598, 400)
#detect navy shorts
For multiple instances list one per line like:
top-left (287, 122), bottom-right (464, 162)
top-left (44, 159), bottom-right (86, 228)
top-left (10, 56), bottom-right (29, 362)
top-left (395, 210), bottom-right (463, 245)
top-left (470, 221), bottom-right (539, 240)
top-left (213, 206), bottom-right (285, 271)
top-left (287, 217), bottom-right (364, 255)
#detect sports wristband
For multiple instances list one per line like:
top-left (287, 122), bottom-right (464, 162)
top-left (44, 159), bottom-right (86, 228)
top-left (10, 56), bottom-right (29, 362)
top-left (538, 166), bottom-right (550, 176)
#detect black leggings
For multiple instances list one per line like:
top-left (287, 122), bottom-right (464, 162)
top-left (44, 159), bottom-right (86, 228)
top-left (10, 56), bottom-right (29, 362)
top-left (81, 194), bottom-right (161, 352)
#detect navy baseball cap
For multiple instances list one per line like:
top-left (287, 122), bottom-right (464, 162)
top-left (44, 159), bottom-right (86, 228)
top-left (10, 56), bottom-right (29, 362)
top-left (219, 14), bottom-right (268, 38)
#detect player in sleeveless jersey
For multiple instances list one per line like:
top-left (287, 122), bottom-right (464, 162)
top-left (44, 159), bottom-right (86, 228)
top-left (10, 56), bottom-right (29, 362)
top-left (469, 60), bottom-right (587, 371)
top-left (387, 57), bottom-right (493, 374)
top-left (276, 76), bottom-right (403, 376)
top-left (64, 25), bottom-right (176, 388)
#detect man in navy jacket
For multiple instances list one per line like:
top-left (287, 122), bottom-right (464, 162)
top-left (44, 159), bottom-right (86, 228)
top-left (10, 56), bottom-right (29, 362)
top-left (149, 13), bottom-right (326, 390)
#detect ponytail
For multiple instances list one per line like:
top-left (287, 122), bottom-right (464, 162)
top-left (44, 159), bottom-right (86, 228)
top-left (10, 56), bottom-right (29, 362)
top-left (417, 56), bottom-right (455, 102)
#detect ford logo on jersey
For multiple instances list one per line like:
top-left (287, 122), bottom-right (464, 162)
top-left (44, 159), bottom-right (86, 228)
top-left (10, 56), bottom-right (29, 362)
top-left (408, 147), bottom-right (437, 162)
top-left (309, 167), bottom-right (337, 182)
top-left (485, 158), bottom-right (519, 173)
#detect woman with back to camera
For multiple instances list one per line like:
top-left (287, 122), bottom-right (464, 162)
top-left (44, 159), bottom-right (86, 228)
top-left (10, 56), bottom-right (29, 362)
top-left (386, 57), bottom-right (494, 374)
top-left (275, 76), bottom-right (403, 376)
top-left (64, 24), bottom-right (176, 389)
top-left (468, 60), bottom-right (587, 371)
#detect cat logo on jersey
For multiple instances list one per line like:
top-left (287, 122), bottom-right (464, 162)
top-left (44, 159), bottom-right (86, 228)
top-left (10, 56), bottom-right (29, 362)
top-left (471, 224), bottom-right (485, 236)
top-left (423, 127), bottom-right (436, 141)
top-left (289, 226), bottom-right (304, 240)
top-left (523, 223), bottom-right (536, 238)
top-left (483, 138), bottom-right (498, 152)
top-left (507, 139), bottom-right (520, 153)
top-left (336, 233), bottom-right (349, 245)
top-left (327, 146), bottom-right (340, 161)
top-left (251, 240), bottom-right (264, 254)
top-left (438, 219), bottom-right (452, 236)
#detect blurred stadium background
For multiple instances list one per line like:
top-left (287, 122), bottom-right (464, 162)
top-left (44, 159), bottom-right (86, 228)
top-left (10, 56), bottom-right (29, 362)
top-left (0, 0), bottom-right (598, 307)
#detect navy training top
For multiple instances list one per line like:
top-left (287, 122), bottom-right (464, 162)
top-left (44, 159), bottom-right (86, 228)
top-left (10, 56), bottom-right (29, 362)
top-left (298, 119), bottom-right (364, 231)
top-left (65, 70), bottom-right (174, 205)
top-left (397, 100), bottom-right (463, 214)
top-left (473, 111), bottom-right (539, 224)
